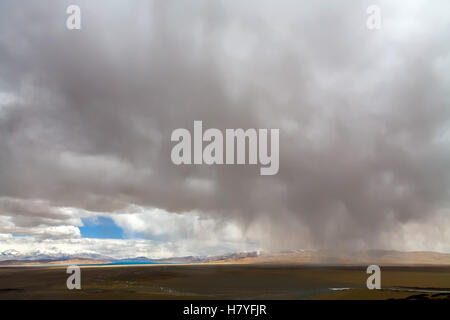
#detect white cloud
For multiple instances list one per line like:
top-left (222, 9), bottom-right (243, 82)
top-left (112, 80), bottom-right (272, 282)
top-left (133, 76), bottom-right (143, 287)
top-left (111, 206), bottom-right (236, 240)
top-left (0, 234), bottom-right (259, 261)
top-left (0, 199), bottom-right (262, 259)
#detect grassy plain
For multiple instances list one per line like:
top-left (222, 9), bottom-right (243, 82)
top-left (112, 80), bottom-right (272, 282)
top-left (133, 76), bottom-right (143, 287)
top-left (0, 264), bottom-right (449, 300)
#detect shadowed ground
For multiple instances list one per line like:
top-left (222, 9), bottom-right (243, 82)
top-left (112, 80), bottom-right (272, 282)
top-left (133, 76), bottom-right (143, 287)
top-left (0, 265), bottom-right (449, 300)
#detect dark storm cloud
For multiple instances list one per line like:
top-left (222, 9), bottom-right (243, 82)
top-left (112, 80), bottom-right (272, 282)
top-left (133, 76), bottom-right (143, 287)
top-left (0, 0), bottom-right (449, 250)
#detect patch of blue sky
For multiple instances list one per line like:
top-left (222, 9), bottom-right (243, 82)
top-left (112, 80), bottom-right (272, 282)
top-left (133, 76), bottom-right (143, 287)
top-left (12, 233), bottom-right (30, 238)
top-left (79, 216), bottom-right (147, 240)
top-left (79, 216), bottom-right (124, 239)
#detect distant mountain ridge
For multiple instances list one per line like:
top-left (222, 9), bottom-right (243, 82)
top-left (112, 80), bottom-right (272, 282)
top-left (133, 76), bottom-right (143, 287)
top-left (209, 250), bottom-right (450, 266)
top-left (0, 249), bottom-right (114, 262)
top-left (1, 250), bottom-right (450, 266)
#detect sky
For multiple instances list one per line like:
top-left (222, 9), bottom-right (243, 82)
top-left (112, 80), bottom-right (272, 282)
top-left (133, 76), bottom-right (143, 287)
top-left (0, 0), bottom-right (450, 259)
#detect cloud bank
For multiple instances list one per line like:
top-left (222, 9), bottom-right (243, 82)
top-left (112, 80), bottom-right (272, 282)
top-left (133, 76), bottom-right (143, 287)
top-left (0, 0), bottom-right (450, 257)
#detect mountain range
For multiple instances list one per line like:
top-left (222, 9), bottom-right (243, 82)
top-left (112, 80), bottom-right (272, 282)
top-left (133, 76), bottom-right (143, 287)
top-left (1, 250), bottom-right (450, 266)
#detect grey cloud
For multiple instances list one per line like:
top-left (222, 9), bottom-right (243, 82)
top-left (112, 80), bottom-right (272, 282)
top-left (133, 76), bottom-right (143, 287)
top-left (0, 0), bottom-right (449, 252)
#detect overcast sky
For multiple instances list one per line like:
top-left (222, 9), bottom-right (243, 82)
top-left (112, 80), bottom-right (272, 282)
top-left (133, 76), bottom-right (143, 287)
top-left (0, 0), bottom-right (450, 259)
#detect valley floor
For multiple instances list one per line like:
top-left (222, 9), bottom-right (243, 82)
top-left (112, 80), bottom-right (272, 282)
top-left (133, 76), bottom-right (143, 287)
top-left (0, 264), bottom-right (449, 300)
